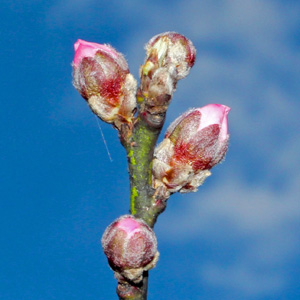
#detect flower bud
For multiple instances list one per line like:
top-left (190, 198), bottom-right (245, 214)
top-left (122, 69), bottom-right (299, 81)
top-left (153, 104), bottom-right (230, 193)
top-left (72, 39), bottom-right (137, 128)
top-left (139, 32), bottom-right (196, 128)
top-left (143, 31), bottom-right (196, 80)
top-left (101, 215), bottom-right (159, 283)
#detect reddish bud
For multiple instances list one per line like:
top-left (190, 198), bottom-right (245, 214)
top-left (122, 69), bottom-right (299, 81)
top-left (72, 39), bottom-right (137, 127)
top-left (102, 215), bottom-right (159, 283)
top-left (153, 104), bottom-right (230, 193)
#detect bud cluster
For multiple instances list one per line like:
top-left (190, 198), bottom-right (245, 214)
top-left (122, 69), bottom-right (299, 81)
top-left (72, 34), bottom-right (231, 296)
top-left (139, 32), bottom-right (196, 127)
top-left (101, 215), bottom-right (159, 283)
top-left (72, 39), bottom-right (137, 129)
top-left (152, 104), bottom-right (230, 193)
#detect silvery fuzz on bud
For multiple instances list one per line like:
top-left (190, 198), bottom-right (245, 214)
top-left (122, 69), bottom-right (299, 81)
top-left (72, 39), bottom-right (137, 129)
top-left (139, 32), bottom-right (196, 128)
top-left (101, 215), bottom-right (159, 283)
top-left (142, 31), bottom-right (196, 80)
top-left (152, 104), bottom-right (230, 193)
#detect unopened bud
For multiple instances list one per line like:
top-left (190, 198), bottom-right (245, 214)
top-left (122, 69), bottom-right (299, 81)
top-left (143, 31), bottom-right (196, 80)
top-left (153, 104), bottom-right (230, 193)
top-left (72, 39), bottom-right (137, 128)
top-left (139, 32), bottom-right (196, 128)
top-left (101, 215), bottom-right (159, 283)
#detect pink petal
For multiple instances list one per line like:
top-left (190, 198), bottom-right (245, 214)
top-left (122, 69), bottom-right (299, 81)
top-left (118, 216), bottom-right (140, 233)
top-left (73, 39), bottom-right (118, 67)
top-left (198, 104), bottom-right (230, 138)
top-left (219, 105), bottom-right (230, 142)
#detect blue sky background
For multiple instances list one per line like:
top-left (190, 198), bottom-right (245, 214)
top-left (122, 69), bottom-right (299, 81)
top-left (1, 0), bottom-right (300, 299)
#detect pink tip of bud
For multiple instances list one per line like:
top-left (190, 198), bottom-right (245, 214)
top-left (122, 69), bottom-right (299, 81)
top-left (73, 39), bottom-right (118, 67)
top-left (117, 217), bottom-right (140, 235)
top-left (197, 104), bottom-right (230, 141)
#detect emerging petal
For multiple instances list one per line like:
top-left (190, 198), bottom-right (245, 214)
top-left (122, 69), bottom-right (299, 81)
top-left (102, 215), bottom-right (159, 283)
top-left (72, 39), bottom-right (137, 128)
top-left (152, 104), bottom-right (230, 193)
top-left (73, 39), bottom-right (122, 68)
top-left (197, 104), bottom-right (230, 132)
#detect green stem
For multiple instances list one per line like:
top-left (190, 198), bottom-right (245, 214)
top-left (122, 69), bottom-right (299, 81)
top-left (117, 96), bottom-right (169, 300)
top-left (126, 118), bottom-right (161, 226)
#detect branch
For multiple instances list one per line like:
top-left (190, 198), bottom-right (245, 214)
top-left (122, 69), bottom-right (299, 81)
top-left (71, 33), bottom-right (230, 300)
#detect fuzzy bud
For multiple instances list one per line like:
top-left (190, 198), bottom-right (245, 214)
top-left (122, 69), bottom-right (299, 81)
top-left (143, 31), bottom-right (196, 80)
top-left (153, 104), bottom-right (230, 193)
top-left (72, 39), bottom-right (137, 128)
top-left (139, 32), bottom-right (196, 128)
top-left (101, 215), bottom-right (159, 283)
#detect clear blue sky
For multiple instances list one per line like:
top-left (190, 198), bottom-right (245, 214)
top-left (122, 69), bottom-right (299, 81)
top-left (1, 0), bottom-right (300, 299)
